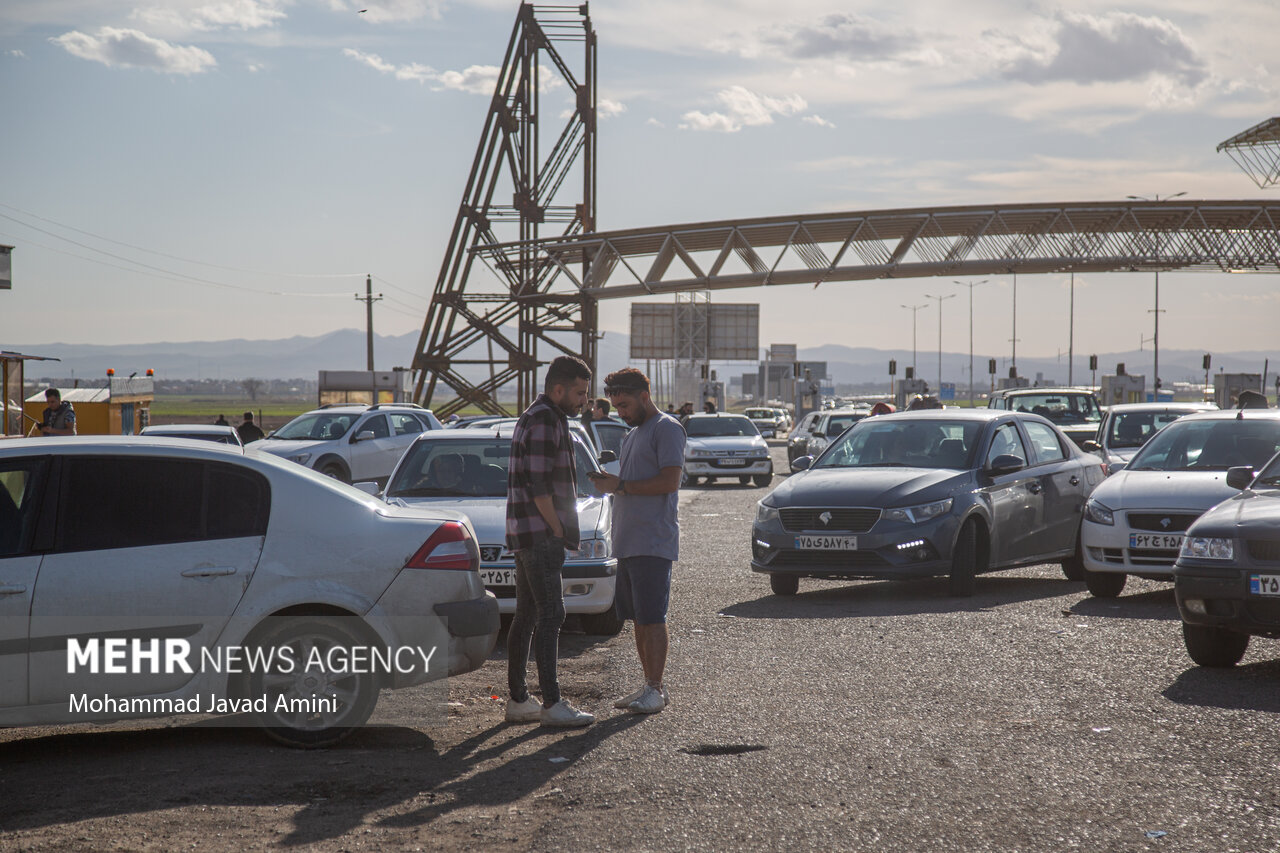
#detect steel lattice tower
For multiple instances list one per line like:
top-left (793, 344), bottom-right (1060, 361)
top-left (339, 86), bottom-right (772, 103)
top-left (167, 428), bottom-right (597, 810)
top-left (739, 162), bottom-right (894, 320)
top-left (411, 2), bottom-right (597, 416)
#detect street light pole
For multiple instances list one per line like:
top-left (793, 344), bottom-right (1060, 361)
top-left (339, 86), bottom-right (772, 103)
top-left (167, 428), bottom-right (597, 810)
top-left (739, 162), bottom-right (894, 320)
top-left (954, 279), bottom-right (988, 406)
top-left (1069, 273), bottom-right (1075, 386)
top-left (901, 303), bottom-right (929, 375)
top-left (1127, 192), bottom-right (1186, 400)
top-left (924, 292), bottom-right (956, 398)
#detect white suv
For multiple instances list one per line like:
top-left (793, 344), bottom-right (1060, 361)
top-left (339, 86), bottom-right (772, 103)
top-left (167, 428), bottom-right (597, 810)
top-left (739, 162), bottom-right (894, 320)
top-left (249, 404), bottom-right (442, 485)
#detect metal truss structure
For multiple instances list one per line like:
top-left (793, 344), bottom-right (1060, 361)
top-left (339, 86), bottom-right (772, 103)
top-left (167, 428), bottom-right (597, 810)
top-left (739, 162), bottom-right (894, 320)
top-left (410, 3), bottom-right (596, 416)
top-left (1218, 118), bottom-right (1280, 189)
top-left (472, 200), bottom-right (1280, 302)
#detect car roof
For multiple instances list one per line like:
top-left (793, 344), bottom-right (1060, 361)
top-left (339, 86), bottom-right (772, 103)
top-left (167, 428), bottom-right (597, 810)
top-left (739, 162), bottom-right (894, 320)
top-left (0, 435), bottom-right (249, 459)
top-left (1103, 402), bottom-right (1218, 413)
top-left (1163, 408), bottom-right (1280, 423)
top-left (303, 404), bottom-right (432, 414)
top-left (686, 412), bottom-right (750, 419)
top-left (141, 424), bottom-right (238, 433)
top-left (872, 409), bottom-right (1007, 421)
top-left (992, 387), bottom-right (1097, 396)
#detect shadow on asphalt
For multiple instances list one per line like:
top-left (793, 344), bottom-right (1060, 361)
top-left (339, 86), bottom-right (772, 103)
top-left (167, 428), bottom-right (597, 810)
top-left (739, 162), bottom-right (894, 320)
top-left (720, 573), bottom-right (1074, 619)
top-left (1066, 587), bottom-right (1180, 621)
top-left (492, 619), bottom-right (619, 661)
top-left (0, 714), bottom-right (645, 845)
top-left (1162, 657), bottom-right (1280, 713)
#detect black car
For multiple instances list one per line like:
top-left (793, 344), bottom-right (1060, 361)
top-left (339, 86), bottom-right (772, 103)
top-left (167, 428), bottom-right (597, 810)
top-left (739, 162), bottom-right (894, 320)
top-left (1173, 453), bottom-right (1280, 667)
top-left (752, 410), bottom-right (1105, 597)
top-left (988, 387), bottom-right (1104, 450)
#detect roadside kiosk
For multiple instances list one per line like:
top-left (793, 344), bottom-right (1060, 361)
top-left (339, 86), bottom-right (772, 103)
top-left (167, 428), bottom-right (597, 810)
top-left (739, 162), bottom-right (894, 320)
top-left (23, 370), bottom-right (155, 436)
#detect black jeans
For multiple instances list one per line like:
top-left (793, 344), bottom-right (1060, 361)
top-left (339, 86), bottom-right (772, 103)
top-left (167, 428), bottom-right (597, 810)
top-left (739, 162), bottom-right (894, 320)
top-left (508, 538), bottom-right (567, 707)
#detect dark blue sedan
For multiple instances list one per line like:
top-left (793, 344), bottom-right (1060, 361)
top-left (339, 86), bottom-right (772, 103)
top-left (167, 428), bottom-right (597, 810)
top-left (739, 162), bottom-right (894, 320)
top-left (751, 410), bottom-right (1106, 596)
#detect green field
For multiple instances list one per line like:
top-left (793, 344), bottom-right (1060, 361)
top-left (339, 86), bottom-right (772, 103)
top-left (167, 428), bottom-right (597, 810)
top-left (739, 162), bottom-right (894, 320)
top-left (149, 396), bottom-right (312, 419)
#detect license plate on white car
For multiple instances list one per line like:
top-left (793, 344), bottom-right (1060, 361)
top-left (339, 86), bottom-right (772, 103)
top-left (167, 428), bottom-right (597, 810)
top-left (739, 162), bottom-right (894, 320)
top-left (795, 535), bottom-right (857, 550)
top-left (717, 458), bottom-right (747, 467)
top-left (1129, 533), bottom-right (1183, 549)
top-left (1250, 575), bottom-right (1280, 596)
top-left (480, 568), bottom-right (516, 586)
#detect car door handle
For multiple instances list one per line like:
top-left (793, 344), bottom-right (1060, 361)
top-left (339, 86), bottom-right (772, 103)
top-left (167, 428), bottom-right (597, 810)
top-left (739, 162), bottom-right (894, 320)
top-left (1069, 475), bottom-right (1080, 486)
top-left (181, 567), bottom-right (238, 578)
top-left (1027, 482), bottom-right (1043, 495)
top-left (0, 584), bottom-right (27, 596)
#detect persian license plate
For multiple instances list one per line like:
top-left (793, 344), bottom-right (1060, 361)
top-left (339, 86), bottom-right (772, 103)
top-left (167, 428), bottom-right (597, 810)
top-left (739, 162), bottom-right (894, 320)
top-left (795, 535), bottom-right (857, 550)
top-left (1250, 574), bottom-right (1280, 596)
top-left (480, 568), bottom-right (516, 586)
top-left (1129, 533), bottom-right (1183, 550)
top-left (717, 457), bottom-right (748, 467)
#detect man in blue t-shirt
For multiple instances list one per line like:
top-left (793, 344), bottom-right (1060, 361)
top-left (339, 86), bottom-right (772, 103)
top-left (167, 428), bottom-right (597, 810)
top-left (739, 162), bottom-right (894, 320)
top-left (589, 367), bottom-right (686, 715)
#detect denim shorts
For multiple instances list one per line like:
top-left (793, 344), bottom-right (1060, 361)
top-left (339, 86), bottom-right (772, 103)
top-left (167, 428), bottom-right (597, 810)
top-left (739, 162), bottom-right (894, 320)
top-left (615, 556), bottom-right (673, 625)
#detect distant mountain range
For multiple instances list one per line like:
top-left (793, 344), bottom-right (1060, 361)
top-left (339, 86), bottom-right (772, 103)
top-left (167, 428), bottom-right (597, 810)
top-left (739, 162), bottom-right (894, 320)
top-left (9, 329), bottom-right (1277, 389)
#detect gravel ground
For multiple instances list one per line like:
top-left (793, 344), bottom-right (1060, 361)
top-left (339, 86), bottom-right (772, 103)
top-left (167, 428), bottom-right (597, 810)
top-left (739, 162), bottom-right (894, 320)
top-left (3, 443), bottom-right (1279, 852)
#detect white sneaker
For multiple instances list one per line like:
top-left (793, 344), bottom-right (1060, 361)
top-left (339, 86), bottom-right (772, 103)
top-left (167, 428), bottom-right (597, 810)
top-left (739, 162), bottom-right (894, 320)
top-left (626, 685), bottom-right (667, 715)
top-left (540, 700), bottom-right (595, 727)
top-left (504, 696), bottom-right (541, 723)
top-left (613, 685), bottom-right (647, 709)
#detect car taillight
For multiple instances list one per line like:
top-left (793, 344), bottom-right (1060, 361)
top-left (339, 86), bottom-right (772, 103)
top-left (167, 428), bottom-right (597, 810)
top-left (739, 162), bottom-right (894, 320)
top-left (405, 521), bottom-right (479, 571)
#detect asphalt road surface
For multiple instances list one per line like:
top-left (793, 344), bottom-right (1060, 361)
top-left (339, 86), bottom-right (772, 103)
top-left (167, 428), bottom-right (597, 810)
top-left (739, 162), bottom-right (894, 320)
top-left (3, 443), bottom-right (1279, 852)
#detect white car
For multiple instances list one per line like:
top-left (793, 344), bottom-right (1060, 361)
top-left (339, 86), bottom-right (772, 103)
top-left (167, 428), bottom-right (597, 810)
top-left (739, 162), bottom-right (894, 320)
top-left (744, 407), bottom-right (784, 438)
top-left (1085, 402), bottom-right (1217, 475)
top-left (376, 428), bottom-right (622, 634)
top-left (0, 436), bottom-right (498, 747)
top-left (140, 423), bottom-right (244, 447)
top-left (682, 413), bottom-right (773, 487)
top-left (457, 416), bottom-right (625, 476)
top-left (1080, 410), bottom-right (1280, 598)
top-left (803, 408), bottom-right (871, 458)
top-left (249, 403), bottom-right (442, 485)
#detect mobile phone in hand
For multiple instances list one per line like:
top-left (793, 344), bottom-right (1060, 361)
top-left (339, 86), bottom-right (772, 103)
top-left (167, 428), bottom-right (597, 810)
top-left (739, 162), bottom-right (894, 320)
top-left (586, 471), bottom-right (606, 480)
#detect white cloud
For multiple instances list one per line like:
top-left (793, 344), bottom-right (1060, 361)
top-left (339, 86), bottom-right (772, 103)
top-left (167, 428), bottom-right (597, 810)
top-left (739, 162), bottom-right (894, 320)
top-left (802, 114), bottom-right (835, 128)
top-left (435, 64), bottom-right (499, 94)
top-left (8, 49), bottom-right (26, 58)
top-left (342, 48), bottom-right (433, 82)
top-left (680, 85), bottom-right (806, 132)
top-left (763, 12), bottom-right (911, 61)
top-left (1001, 11), bottom-right (1207, 87)
top-left (131, 0), bottom-right (288, 33)
top-left (599, 98), bottom-right (627, 119)
top-left (343, 49), bottom-right (568, 95)
top-left (645, 117), bottom-right (665, 128)
top-left (51, 27), bottom-right (217, 74)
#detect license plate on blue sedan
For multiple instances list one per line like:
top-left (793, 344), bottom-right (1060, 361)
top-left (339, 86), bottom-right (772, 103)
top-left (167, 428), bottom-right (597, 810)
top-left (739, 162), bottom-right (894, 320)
top-left (1250, 575), bottom-right (1280, 596)
top-left (795, 535), bottom-right (857, 550)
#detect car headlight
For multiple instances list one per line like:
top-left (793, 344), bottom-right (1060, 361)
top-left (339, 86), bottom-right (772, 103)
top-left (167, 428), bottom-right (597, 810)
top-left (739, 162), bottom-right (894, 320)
top-left (1084, 498), bottom-right (1114, 526)
top-left (288, 452), bottom-right (312, 465)
top-left (1180, 537), bottom-right (1234, 560)
top-left (751, 448), bottom-right (770, 459)
top-left (566, 538), bottom-right (610, 559)
top-left (883, 498), bottom-right (953, 524)
top-left (756, 501), bottom-right (780, 525)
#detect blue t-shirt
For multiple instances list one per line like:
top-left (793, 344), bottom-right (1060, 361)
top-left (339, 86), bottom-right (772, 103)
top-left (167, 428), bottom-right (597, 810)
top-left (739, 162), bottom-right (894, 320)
top-left (613, 410), bottom-right (686, 560)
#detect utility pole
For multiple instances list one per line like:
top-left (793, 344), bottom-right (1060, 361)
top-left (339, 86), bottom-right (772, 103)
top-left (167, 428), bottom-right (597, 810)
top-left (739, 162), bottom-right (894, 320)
top-left (1127, 192), bottom-right (1185, 400)
top-left (1068, 273), bottom-right (1075, 386)
top-left (901, 303), bottom-right (929, 374)
top-left (1010, 272), bottom-right (1019, 378)
top-left (954, 279), bottom-right (988, 406)
top-left (923, 292), bottom-right (956, 397)
top-left (355, 274), bottom-right (383, 371)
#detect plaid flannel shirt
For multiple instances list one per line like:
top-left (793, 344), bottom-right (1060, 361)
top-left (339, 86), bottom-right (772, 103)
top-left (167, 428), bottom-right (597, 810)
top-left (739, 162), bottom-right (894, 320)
top-left (506, 394), bottom-right (581, 551)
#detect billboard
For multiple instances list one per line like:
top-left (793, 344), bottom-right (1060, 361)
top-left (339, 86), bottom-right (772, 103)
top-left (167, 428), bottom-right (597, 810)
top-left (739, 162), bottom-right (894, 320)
top-left (630, 303), bottom-right (759, 360)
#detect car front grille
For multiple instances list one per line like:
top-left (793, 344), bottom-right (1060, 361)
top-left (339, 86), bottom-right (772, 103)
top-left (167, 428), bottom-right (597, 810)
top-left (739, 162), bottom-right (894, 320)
top-left (1127, 513), bottom-right (1200, 533)
top-left (779, 507), bottom-right (881, 533)
top-left (1248, 540), bottom-right (1280, 563)
top-left (1127, 548), bottom-right (1179, 567)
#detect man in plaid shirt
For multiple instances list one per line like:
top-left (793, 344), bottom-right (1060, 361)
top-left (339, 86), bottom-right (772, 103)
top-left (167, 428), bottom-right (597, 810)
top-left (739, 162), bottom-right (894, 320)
top-left (504, 355), bottom-right (595, 727)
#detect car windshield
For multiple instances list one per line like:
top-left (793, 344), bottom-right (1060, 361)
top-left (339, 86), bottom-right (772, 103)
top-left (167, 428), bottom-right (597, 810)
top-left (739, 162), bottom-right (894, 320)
top-left (1006, 393), bottom-right (1100, 425)
top-left (744, 409), bottom-right (774, 419)
top-left (1128, 418), bottom-right (1280, 472)
top-left (1256, 454), bottom-right (1280, 486)
top-left (155, 432), bottom-right (238, 444)
top-left (271, 412), bottom-right (358, 441)
top-left (685, 417), bottom-right (759, 438)
top-left (815, 419), bottom-right (982, 470)
top-left (386, 439), bottom-right (603, 498)
top-left (822, 413), bottom-right (866, 435)
top-left (1107, 410), bottom-right (1191, 449)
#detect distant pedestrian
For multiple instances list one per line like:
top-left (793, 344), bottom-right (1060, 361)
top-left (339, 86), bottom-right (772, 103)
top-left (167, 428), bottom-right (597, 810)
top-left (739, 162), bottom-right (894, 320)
top-left (505, 355), bottom-right (595, 728)
top-left (215, 414), bottom-right (229, 426)
top-left (38, 388), bottom-right (76, 436)
top-left (666, 404), bottom-right (676, 415)
top-left (702, 400), bottom-right (717, 414)
top-left (237, 411), bottom-right (265, 444)
top-left (581, 397), bottom-right (611, 432)
top-left (592, 368), bottom-right (686, 715)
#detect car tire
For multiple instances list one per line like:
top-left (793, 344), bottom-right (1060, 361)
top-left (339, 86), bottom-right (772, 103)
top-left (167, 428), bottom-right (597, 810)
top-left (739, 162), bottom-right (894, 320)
top-left (1084, 568), bottom-right (1126, 598)
top-left (1182, 622), bottom-right (1249, 668)
top-left (769, 573), bottom-right (799, 596)
top-left (248, 615), bottom-right (381, 749)
top-left (948, 520), bottom-right (979, 597)
top-left (739, 475), bottom-right (751, 486)
top-left (753, 474), bottom-right (773, 488)
top-left (580, 608), bottom-right (624, 636)
top-left (1061, 530), bottom-right (1085, 582)
top-left (319, 461), bottom-right (350, 484)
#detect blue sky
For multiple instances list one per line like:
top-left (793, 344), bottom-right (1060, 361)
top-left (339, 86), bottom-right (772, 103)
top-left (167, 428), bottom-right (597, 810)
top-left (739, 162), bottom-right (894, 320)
top-left (0, 0), bottom-right (1276, 368)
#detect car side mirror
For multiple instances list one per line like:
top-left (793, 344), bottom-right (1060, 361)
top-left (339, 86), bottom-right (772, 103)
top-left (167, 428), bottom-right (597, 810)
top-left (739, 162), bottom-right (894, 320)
top-left (353, 430), bottom-right (376, 443)
top-left (1108, 461), bottom-right (1127, 474)
top-left (598, 450), bottom-right (617, 465)
top-left (1226, 466), bottom-right (1255, 490)
top-left (791, 455), bottom-right (813, 472)
top-left (987, 454), bottom-right (1025, 476)
top-left (1081, 440), bottom-right (1101, 452)
top-left (812, 430), bottom-right (825, 439)
top-left (352, 481), bottom-right (380, 496)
